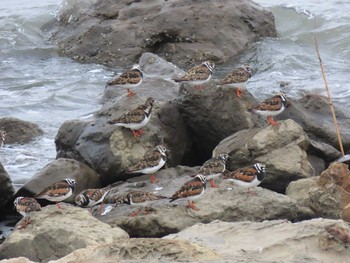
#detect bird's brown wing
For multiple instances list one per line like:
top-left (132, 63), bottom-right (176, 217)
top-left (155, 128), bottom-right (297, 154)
top-left (127, 150), bottom-right (161, 173)
top-left (222, 68), bottom-right (250, 84)
top-left (130, 191), bottom-right (166, 203)
top-left (111, 105), bottom-right (146, 124)
top-left (175, 65), bottom-right (210, 82)
top-left (170, 178), bottom-right (203, 201)
top-left (108, 69), bottom-right (142, 85)
top-left (199, 158), bottom-right (225, 175)
top-left (85, 188), bottom-right (107, 202)
top-left (35, 180), bottom-right (70, 198)
top-left (224, 167), bottom-right (256, 182)
top-left (252, 96), bottom-right (283, 111)
top-left (18, 197), bottom-right (41, 213)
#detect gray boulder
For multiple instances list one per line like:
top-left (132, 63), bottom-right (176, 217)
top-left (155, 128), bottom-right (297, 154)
top-left (0, 162), bottom-right (15, 211)
top-left (174, 82), bottom-right (265, 162)
top-left (15, 158), bottom-right (102, 204)
top-left (96, 166), bottom-right (301, 237)
top-left (214, 119), bottom-right (315, 193)
top-left (0, 205), bottom-right (129, 262)
top-left (165, 218), bottom-right (350, 262)
top-left (52, 0), bottom-right (276, 67)
top-left (103, 52), bottom-right (185, 102)
top-left (56, 96), bottom-right (193, 184)
top-left (0, 117), bottom-right (43, 145)
top-left (279, 94), bottom-right (350, 160)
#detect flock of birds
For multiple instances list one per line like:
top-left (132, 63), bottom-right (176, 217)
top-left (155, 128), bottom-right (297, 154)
top-left (13, 60), bottom-right (288, 228)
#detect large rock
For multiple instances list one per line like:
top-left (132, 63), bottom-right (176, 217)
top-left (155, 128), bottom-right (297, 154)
top-left (0, 205), bottom-right (129, 262)
top-left (0, 117), bottom-right (43, 144)
top-left (287, 162), bottom-right (350, 221)
top-left (56, 96), bottom-right (193, 184)
top-left (15, 158), bottom-right (102, 204)
top-left (214, 119), bottom-right (315, 193)
top-left (174, 83), bottom-right (265, 162)
top-left (96, 166), bottom-right (301, 237)
top-left (0, 162), bottom-right (15, 213)
top-left (102, 52), bottom-right (185, 102)
top-left (52, 238), bottom-right (220, 263)
top-left (52, 0), bottom-right (276, 67)
top-left (165, 218), bottom-right (350, 262)
top-left (279, 94), bottom-right (350, 159)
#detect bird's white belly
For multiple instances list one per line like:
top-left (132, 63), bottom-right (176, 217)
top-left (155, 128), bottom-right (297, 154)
top-left (136, 158), bottom-right (166, 174)
top-left (228, 177), bottom-right (261, 188)
top-left (117, 115), bottom-right (150, 130)
top-left (254, 105), bottom-right (285, 117)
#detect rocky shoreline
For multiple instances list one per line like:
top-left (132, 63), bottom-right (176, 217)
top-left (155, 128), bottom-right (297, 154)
top-left (1, 0), bottom-right (350, 262)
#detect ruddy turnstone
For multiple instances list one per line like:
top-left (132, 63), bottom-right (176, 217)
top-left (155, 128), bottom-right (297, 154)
top-left (223, 163), bottom-right (266, 194)
top-left (126, 145), bottom-right (168, 183)
top-left (169, 174), bottom-right (206, 211)
top-left (220, 64), bottom-right (252, 98)
top-left (173, 61), bottom-right (215, 89)
top-left (108, 97), bottom-right (155, 138)
top-left (107, 64), bottom-right (143, 97)
top-left (34, 178), bottom-right (76, 208)
top-left (14, 197), bottom-right (41, 229)
top-left (250, 93), bottom-right (287, 126)
top-left (75, 185), bottom-right (111, 208)
top-left (0, 129), bottom-right (6, 147)
top-left (196, 153), bottom-right (229, 188)
top-left (117, 190), bottom-right (167, 216)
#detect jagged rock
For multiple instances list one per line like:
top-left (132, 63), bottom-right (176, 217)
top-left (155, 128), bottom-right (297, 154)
top-left (174, 82), bottom-right (265, 162)
top-left (52, 0), bottom-right (276, 67)
top-left (286, 162), bottom-right (350, 221)
top-left (279, 94), bottom-right (350, 160)
top-left (15, 158), bottom-right (102, 204)
top-left (164, 218), bottom-right (350, 262)
top-left (96, 166), bottom-right (301, 237)
top-left (103, 53), bottom-right (185, 102)
top-left (51, 238), bottom-right (220, 263)
top-left (0, 205), bottom-right (129, 262)
top-left (56, 96), bottom-right (193, 184)
top-left (214, 119), bottom-right (315, 193)
top-left (0, 162), bottom-right (15, 212)
top-left (0, 117), bottom-right (43, 144)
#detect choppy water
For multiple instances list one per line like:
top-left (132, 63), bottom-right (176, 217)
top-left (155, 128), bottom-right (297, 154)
top-left (0, 0), bottom-right (349, 184)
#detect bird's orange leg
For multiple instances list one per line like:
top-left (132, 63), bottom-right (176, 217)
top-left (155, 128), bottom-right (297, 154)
top-left (235, 87), bottom-right (243, 98)
top-left (129, 209), bottom-right (142, 217)
top-left (18, 217), bottom-right (32, 229)
top-left (187, 200), bottom-right (200, 211)
top-left (267, 116), bottom-right (279, 126)
top-left (56, 202), bottom-right (63, 209)
top-left (127, 89), bottom-right (136, 97)
top-left (150, 175), bottom-right (159, 184)
top-left (209, 179), bottom-right (219, 188)
top-left (131, 129), bottom-right (144, 138)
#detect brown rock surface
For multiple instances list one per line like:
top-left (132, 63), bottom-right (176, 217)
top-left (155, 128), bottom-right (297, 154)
top-left (52, 0), bottom-right (276, 67)
top-left (165, 218), bottom-right (350, 262)
top-left (0, 117), bottom-right (43, 144)
top-left (214, 119), bottom-right (315, 192)
top-left (0, 205), bottom-right (129, 262)
top-left (15, 158), bottom-right (102, 204)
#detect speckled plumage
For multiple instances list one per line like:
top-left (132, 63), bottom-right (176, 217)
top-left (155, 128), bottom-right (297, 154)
top-left (220, 64), bottom-right (252, 84)
top-left (125, 191), bottom-right (167, 205)
top-left (127, 145), bottom-right (167, 174)
top-left (107, 65), bottom-right (143, 87)
top-left (224, 163), bottom-right (266, 188)
top-left (0, 129), bottom-right (6, 147)
top-left (174, 61), bottom-right (215, 85)
top-left (75, 186), bottom-right (111, 208)
top-left (170, 174), bottom-right (206, 202)
top-left (108, 97), bottom-right (154, 131)
top-left (34, 178), bottom-right (76, 202)
top-left (14, 197), bottom-right (41, 217)
top-left (251, 93), bottom-right (287, 116)
top-left (198, 154), bottom-right (229, 180)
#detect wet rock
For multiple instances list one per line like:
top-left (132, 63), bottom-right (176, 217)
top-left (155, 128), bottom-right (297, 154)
top-left (15, 158), bottom-right (102, 204)
top-left (96, 166), bottom-right (300, 237)
top-left (52, 238), bottom-right (220, 263)
top-left (214, 119), bottom-right (315, 193)
top-left (0, 162), bottom-right (15, 211)
top-left (52, 0), bottom-right (276, 67)
top-left (103, 52), bottom-right (185, 102)
top-left (165, 218), bottom-right (350, 262)
top-left (0, 205), bottom-right (129, 262)
top-left (279, 94), bottom-right (350, 160)
top-left (56, 96), bottom-right (192, 184)
top-left (287, 162), bottom-right (350, 221)
top-left (0, 117), bottom-right (43, 144)
top-left (174, 82), bottom-right (265, 162)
